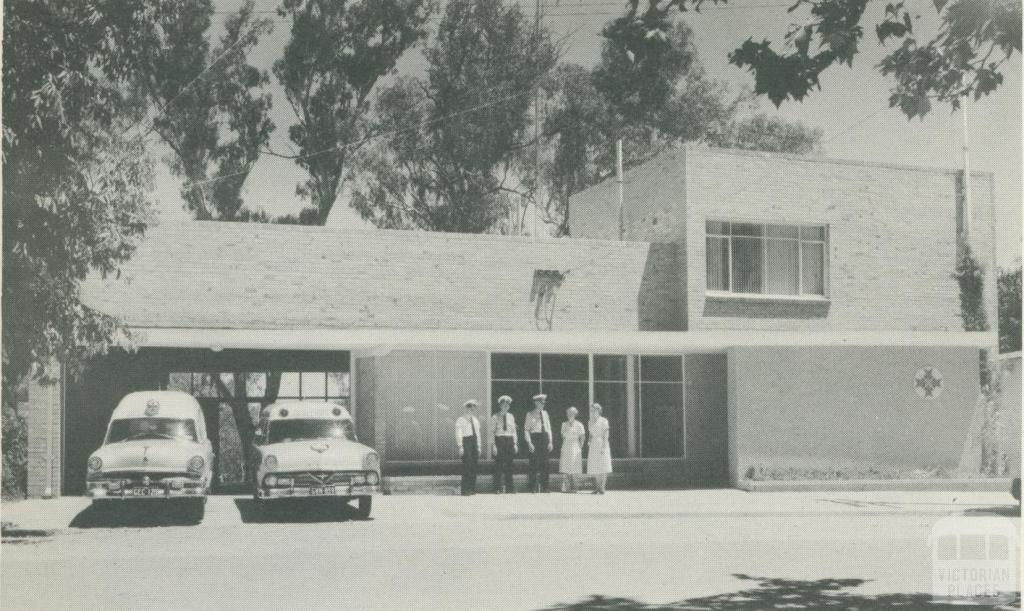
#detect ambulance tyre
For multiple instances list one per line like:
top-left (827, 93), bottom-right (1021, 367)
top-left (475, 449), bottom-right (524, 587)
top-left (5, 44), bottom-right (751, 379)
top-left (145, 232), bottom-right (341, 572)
top-left (355, 496), bottom-right (372, 519)
top-left (184, 497), bottom-right (205, 523)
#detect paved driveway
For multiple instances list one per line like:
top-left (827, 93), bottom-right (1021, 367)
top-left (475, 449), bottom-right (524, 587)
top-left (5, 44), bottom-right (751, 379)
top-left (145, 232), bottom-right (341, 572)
top-left (2, 491), bottom-right (1019, 610)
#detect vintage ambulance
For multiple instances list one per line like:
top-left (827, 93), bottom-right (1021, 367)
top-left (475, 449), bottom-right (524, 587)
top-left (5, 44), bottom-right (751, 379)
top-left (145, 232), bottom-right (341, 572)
top-left (86, 391), bottom-right (214, 520)
top-left (254, 401), bottom-right (381, 518)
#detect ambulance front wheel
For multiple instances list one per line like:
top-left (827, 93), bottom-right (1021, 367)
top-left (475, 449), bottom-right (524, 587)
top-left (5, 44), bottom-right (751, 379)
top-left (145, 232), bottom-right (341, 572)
top-left (355, 496), bottom-right (372, 519)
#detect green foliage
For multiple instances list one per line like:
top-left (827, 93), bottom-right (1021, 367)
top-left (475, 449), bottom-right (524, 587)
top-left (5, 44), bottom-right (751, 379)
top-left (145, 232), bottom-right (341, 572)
top-left (726, 0), bottom-right (1021, 118)
top-left (351, 0), bottom-right (558, 232)
top-left (130, 0), bottom-right (274, 220)
top-left (998, 267), bottom-right (1022, 353)
top-left (2, 399), bottom-right (27, 499)
top-left (274, 0), bottom-right (434, 225)
top-left (953, 244), bottom-right (989, 332)
top-left (3, 1), bottom-right (162, 495)
top-left (607, 1), bottom-right (1020, 119)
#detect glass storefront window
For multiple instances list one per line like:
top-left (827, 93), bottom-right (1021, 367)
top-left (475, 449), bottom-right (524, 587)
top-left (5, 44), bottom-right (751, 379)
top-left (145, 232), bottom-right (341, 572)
top-left (490, 353), bottom-right (685, 460)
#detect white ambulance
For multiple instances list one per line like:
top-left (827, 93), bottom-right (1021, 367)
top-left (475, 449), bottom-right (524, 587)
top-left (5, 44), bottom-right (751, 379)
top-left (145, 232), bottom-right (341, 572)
top-left (85, 391), bottom-right (214, 520)
top-left (254, 401), bottom-right (381, 518)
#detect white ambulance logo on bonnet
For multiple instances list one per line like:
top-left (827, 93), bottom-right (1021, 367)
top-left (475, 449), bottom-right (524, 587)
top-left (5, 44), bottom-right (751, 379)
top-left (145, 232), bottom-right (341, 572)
top-left (914, 367), bottom-right (943, 399)
top-left (144, 398), bottom-right (161, 416)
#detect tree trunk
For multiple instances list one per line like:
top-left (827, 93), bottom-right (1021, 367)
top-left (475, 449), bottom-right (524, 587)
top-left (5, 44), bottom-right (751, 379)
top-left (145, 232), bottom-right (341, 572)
top-left (230, 373), bottom-right (256, 486)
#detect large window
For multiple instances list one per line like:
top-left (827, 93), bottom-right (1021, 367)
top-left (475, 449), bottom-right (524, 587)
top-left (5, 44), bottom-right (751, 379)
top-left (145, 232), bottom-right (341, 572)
top-left (490, 353), bottom-right (685, 459)
top-left (491, 354), bottom-right (588, 457)
top-left (706, 220), bottom-right (827, 297)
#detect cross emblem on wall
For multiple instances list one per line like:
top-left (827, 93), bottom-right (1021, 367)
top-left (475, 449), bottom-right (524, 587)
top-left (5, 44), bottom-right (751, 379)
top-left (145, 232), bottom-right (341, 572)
top-left (914, 367), bottom-right (943, 399)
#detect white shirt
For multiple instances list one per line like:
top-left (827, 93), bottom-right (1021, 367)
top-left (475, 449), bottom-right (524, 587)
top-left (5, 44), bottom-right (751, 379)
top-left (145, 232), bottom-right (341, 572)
top-left (524, 409), bottom-right (551, 436)
top-left (455, 414), bottom-right (481, 451)
top-left (492, 412), bottom-right (517, 440)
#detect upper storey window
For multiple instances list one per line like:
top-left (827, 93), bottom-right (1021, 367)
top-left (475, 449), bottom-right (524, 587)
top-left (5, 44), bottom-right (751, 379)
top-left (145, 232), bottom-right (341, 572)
top-left (706, 221), bottom-right (827, 297)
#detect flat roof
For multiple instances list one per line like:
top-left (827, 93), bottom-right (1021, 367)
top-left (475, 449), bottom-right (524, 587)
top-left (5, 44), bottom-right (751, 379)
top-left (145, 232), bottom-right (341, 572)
top-left (129, 327), bottom-right (997, 354)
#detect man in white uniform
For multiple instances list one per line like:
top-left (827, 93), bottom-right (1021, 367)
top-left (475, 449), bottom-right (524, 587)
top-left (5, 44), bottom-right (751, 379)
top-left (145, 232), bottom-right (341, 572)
top-left (524, 394), bottom-right (553, 493)
top-left (491, 395), bottom-right (518, 493)
top-left (456, 399), bottom-right (482, 496)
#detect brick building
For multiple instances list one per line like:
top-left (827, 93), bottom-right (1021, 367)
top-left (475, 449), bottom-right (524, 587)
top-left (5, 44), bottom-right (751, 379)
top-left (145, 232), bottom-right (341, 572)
top-left (25, 145), bottom-right (1005, 497)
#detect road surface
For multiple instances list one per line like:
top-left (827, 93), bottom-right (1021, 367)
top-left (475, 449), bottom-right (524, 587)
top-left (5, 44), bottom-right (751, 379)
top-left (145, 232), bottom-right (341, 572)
top-left (2, 490), bottom-right (1019, 609)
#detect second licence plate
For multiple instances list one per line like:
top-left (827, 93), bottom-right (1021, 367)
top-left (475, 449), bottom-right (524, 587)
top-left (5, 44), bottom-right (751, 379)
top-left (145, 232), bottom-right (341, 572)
top-left (124, 487), bottom-right (153, 496)
top-left (309, 486), bottom-right (336, 496)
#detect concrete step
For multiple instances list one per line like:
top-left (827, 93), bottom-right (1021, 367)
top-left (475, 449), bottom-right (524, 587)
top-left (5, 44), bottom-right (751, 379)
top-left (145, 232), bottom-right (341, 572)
top-left (383, 472), bottom-right (696, 495)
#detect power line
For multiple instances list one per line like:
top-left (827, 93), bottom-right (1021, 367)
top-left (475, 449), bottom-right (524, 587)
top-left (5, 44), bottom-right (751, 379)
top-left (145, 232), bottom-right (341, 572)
top-left (182, 82), bottom-right (546, 192)
top-left (100, 5), bottom-right (279, 181)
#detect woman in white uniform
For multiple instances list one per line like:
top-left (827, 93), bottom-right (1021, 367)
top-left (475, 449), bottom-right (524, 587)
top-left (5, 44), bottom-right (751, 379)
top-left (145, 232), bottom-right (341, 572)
top-left (559, 407), bottom-right (585, 492)
top-left (587, 403), bottom-right (612, 494)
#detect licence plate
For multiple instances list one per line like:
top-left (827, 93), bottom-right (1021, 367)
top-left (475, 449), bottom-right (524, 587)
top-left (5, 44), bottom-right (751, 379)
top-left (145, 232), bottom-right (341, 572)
top-left (124, 487), bottom-right (154, 496)
top-left (309, 486), bottom-right (336, 496)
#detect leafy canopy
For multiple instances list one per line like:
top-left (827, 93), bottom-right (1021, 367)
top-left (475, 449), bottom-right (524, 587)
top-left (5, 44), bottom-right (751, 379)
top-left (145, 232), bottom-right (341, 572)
top-left (273, 0), bottom-right (434, 224)
top-left (351, 0), bottom-right (558, 232)
top-left (131, 0), bottom-right (275, 220)
top-left (605, 0), bottom-right (1021, 118)
top-left (3, 0), bottom-right (160, 392)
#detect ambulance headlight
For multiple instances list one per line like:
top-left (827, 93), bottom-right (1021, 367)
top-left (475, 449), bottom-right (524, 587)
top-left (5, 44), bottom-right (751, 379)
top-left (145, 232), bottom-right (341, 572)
top-left (263, 454), bottom-right (278, 470)
top-left (362, 452), bottom-right (380, 472)
top-left (366, 471), bottom-right (380, 485)
top-left (187, 455), bottom-right (205, 473)
top-left (265, 475), bottom-right (277, 487)
top-left (88, 456), bottom-right (103, 473)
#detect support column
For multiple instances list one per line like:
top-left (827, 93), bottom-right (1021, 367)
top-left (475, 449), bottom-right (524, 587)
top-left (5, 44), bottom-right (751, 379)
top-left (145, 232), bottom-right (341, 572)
top-left (626, 355), bottom-right (637, 457)
top-left (27, 362), bottom-right (62, 498)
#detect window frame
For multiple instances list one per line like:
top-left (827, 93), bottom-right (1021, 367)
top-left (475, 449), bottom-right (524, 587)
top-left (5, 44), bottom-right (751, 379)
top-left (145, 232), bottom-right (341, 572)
top-left (705, 219), bottom-right (829, 299)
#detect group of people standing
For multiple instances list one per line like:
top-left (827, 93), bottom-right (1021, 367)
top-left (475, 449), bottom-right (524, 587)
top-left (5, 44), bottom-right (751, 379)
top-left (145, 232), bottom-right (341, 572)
top-left (455, 393), bottom-right (612, 496)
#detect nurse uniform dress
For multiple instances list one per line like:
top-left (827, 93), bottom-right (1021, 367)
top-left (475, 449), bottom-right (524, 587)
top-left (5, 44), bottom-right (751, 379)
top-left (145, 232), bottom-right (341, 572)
top-left (559, 420), bottom-right (585, 475)
top-left (586, 416), bottom-right (613, 475)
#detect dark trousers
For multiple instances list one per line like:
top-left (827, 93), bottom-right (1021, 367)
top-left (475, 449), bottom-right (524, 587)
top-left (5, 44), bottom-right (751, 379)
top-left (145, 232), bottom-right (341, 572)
top-left (493, 436), bottom-right (515, 492)
top-left (461, 436), bottom-right (478, 494)
top-left (528, 433), bottom-right (550, 491)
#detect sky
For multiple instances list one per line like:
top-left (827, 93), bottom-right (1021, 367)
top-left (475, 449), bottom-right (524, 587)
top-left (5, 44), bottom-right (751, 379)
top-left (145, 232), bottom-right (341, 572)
top-left (152, 0), bottom-right (1023, 267)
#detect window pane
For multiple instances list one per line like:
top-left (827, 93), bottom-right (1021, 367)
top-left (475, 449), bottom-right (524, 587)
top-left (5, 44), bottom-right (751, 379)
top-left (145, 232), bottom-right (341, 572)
top-left (192, 373), bottom-right (218, 398)
top-left (765, 224), bottom-right (799, 239)
top-left (246, 373), bottom-right (266, 398)
top-left (278, 372), bottom-right (300, 397)
top-left (801, 242), bottom-right (826, 295)
top-left (168, 373), bottom-right (192, 393)
top-left (706, 220), bottom-right (729, 235)
top-left (706, 236), bottom-right (730, 291)
top-left (491, 353), bottom-right (540, 380)
top-left (594, 355), bottom-right (627, 381)
top-left (217, 373), bottom-right (234, 397)
top-left (594, 382), bottom-right (628, 457)
top-left (801, 225), bottom-right (826, 241)
top-left (640, 356), bottom-right (683, 382)
top-left (765, 239), bottom-right (800, 295)
top-left (327, 372), bottom-right (349, 397)
top-left (541, 354), bottom-right (587, 381)
top-left (640, 382), bottom-right (683, 458)
top-left (731, 237), bottom-right (763, 293)
top-left (301, 372), bottom-right (326, 399)
top-left (732, 222), bottom-right (763, 237)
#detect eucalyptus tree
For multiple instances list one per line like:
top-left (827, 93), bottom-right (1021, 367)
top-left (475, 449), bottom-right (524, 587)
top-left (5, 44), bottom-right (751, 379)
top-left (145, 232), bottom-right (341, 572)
top-left (273, 0), bottom-right (434, 224)
top-left (351, 0), bottom-right (558, 233)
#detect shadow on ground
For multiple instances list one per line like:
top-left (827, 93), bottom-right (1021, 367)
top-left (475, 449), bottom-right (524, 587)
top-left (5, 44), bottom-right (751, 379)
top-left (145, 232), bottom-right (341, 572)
top-left (234, 498), bottom-right (371, 524)
top-left (69, 500), bottom-right (204, 528)
top-left (538, 575), bottom-right (1021, 610)
top-left (963, 505), bottom-right (1022, 518)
